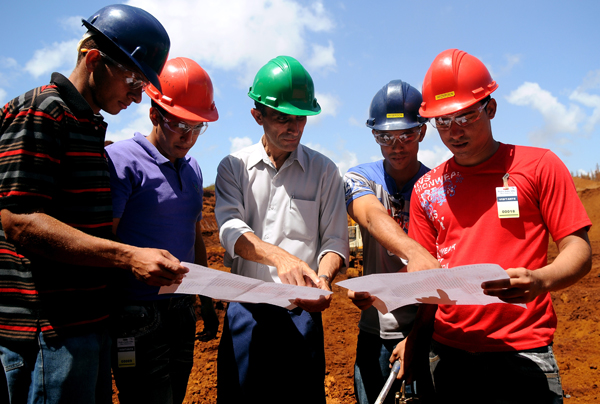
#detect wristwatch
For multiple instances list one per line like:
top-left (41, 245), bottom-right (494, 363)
top-left (318, 274), bottom-right (331, 289)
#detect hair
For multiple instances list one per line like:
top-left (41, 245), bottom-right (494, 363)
top-left (254, 101), bottom-right (268, 116)
top-left (151, 100), bottom-right (168, 117)
top-left (76, 31), bottom-right (137, 71)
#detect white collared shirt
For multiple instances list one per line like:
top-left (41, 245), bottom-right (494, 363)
top-left (215, 141), bottom-right (349, 283)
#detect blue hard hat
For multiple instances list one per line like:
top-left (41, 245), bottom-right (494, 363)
top-left (366, 80), bottom-right (427, 131)
top-left (82, 4), bottom-right (170, 91)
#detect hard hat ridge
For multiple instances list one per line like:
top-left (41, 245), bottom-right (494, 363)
top-left (82, 4), bottom-right (170, 91)
top-left (249, 56), bottom-right (321, 116)
top-left (366, 80), bottom-right (426, 131)
top-left (420, 48), bottom-right (498, 118)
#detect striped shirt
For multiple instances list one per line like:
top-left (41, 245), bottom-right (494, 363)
top-left (0, 73), bottom-right (113, 342)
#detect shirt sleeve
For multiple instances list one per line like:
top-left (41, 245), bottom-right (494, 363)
top-left (214, 155), bottom-right (254, 258)
top-left (344, 169), bottom-right (376, 209)
top-left (0, 89), bottom-right (63, 211)
top-left (536, 150), bottom-right (592, 240)
top-left (105, 144), bottom-right (134, 219)
top-left (317, 161), bottom-right (350, 266)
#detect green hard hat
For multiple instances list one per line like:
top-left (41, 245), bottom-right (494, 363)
top-left (249, 56), bottom-right (321, 116)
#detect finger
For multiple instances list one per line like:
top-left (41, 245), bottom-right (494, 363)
top-left (481, 278), bottom-right (512, 289)
top-left (302, 267), bottom-right (321, 287)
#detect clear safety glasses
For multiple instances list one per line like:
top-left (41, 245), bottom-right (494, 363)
top-left (156, 108), bottom-right (209, 136)
top-left (81, 48), bottom-right (149, 90)
top-left (429, 100), bottom-right (490, 130)
top-left (373, 125), bottom-right (423, 147)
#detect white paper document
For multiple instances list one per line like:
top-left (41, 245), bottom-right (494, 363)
top-left (336, 264), bottom-right (524, 314)
top-left (159, 262), bottom-right (331, 309)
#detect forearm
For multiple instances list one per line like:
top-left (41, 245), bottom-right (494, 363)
top-left (317, 251), bottom-right (344, 281)
top-left (233, 232), bottom-right (295, 267)
top-left (536, 229), bottom-right (592, 292)
top-left (2, 209), bottom-right (137, 270)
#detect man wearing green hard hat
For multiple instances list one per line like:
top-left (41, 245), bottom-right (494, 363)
top-left (215, 56), bottom-right (349, 403)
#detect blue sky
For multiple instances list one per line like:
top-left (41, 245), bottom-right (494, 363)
top-left (2, 0), bottom-right (599, 185)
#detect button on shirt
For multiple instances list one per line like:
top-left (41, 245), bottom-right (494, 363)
top-left (215, 141), bottom-right (349, 283)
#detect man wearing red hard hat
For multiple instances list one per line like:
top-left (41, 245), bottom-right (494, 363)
top-left (393, 49), bottom-right (592, 403)
top-left (105, 57), bottom-right (219, 404)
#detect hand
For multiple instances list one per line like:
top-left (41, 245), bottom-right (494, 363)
top-left (347, 290), bottom-right (376, 310)
top-left (273, 253), bottom-right (321, 287)
top-left (294, 278), bottom-right (332, 312)
top-left (405, 250), bottom-right (441, 273)
top-left (482, 267), bottom-right (544, 304)
top-left (129, 248), bottom-right (189, 287)
top-left (389, 338), bottom-right (406, 379)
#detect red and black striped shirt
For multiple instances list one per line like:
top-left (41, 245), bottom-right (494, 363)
top-left (0, 73), bottom-right (114, 342)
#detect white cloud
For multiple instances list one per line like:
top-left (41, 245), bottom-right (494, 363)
top-left (306, 40), bottom-right (336, 72)
top-left (570, 69), bottom-right (600, 133)
top-left (506, 82), bottom-right (585, 146)
top-left (0, 88), bottom-right (7, 106)
top-left (305, 142), bottom-right (358, 175)
top-left (62, 16), bottom-right (86, 33)
top-left (105, 102), bottom-right (153, 143)
top-left (418, 146), bottom-right (452, 169)
top-left (128, 0), bottom-right (335, 85)
top-left (308, 92), bottom-right (339, 124)
top-left (230, 136), bottom-right (253, 153)
top-left (24, 39), bottom-right (78, 79)
top-left (348, 116), bottom-right (363, 127)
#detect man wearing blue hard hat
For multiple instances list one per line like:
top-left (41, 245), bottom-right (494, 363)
top-left (344, 80), bottom-right (440, 403)
top-left (0, 5), bottom-right (186, 403)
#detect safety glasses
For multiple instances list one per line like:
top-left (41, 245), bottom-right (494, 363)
top-left (156, 108), bottom-right (209, 136)
top-left (373, 125), bottom-right (422, 147)
top-left (82, 48), bottom-right (149, 90)
top-left (429, 100), bottom-right (489, 130)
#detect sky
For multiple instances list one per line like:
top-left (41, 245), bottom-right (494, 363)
top-left (1, 0), bottom-right (599, 186)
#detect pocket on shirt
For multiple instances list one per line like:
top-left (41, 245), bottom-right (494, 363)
top-left (285, 198), bottom-right (318, 241)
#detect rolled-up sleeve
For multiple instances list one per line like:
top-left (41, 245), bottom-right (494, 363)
top-left (215, 155), bottom-right (254, 258)
top-left (317, 162), bottom-right (350, 266)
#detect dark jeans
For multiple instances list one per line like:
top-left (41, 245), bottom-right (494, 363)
top-left (111, 296), bottom-right (196, 404)
top-left (354, 330), bottom-right (404, 404)
top-left (430, 340), bottom-right (563, 404)
top-left (217, 302), bottom-right (326, 404)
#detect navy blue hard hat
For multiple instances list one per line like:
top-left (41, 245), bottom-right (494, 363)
top-left (82, 4), bottom-right (170, 91)
top-left (366, 80), bottom-right (427, 131)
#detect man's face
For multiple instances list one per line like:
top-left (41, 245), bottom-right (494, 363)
top-left (375, 125), bottom-right (425, 173)
top-left (149, 107), bottom-right (204, 163)
top-left (88, 50), bottom-right (146, 115)
top-left (251, 107), bottom-right (307, 154)
top-left (434, 98), bottom-right (497, 166)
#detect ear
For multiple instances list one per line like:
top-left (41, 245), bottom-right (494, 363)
top-left (250, 108), bottom-right (263, 126)
top-left (149, 107), bottom-right (160, 127)
top-left (486, 98), bottom-right (497, 120)
top-left (84, 49), bottom-right (103, 73)
top-left (418, 124), bottom-right (427, 142)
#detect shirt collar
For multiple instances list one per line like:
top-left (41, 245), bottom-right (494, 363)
top-left (132, 133), bottom-right (190, 168)
top-left (51, 72), bottom-right (103, 123)
top-left (248, 139), bottom-right (306, 172)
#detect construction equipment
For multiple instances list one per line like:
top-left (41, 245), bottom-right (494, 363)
top-left (348, 217), bottom-right (363, 268)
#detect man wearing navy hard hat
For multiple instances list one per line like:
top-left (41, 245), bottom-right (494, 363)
top-left (0, 5), bottom-right (187, 403)
top-left (344, 80), bottom-right (440, 403)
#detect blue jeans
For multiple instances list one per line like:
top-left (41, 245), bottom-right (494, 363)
top-left (217, 302), bottom-right (325, 404)
top-left (430, 340), bottom-right (563, 404)
top-left (0, 330), bottom-right (112, 404)
top-left (111, 296), bottom-right (196, 404)
top-left (354, 330), bottom-right (404, 404)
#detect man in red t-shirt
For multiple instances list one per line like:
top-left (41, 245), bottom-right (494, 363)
top-left (392, 49), bottom-right (592, 404)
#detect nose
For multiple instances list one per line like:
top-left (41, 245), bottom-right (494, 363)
top-left (180, 130), bottom-right (194, 147)
top-left (130, 87), bottom-right (143, 104)
top-left (391, 138), bottom-right (407, 151)
top-left (287, 117), bottom-right (302, 134)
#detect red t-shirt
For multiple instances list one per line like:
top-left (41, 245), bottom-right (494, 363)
top-left (409, 143), bottom-right (591, 351)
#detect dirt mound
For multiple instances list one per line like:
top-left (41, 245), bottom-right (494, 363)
top-left (113, 182), bottom-right (600, 403)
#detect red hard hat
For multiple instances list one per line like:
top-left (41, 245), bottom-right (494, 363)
top-left (419, 49), bottom-right (498, 118)
top-left (145, 57), bottom-right (218, 122)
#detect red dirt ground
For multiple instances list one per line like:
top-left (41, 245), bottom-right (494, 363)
top-left (113, 178), bottom-right (600, 403)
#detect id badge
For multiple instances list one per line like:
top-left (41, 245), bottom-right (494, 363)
top-left (117, 337), bottom-right (136, 368)
top-left (496, 186), bottom-right (519, 218)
